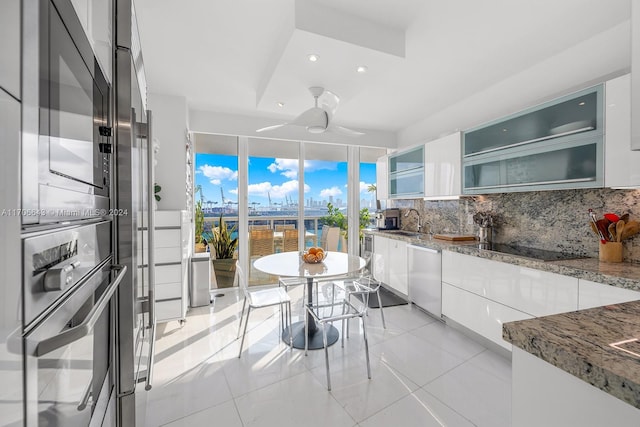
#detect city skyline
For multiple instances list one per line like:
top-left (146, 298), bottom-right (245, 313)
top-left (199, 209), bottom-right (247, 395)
top-left (194, 153), bottom-right (377, 211)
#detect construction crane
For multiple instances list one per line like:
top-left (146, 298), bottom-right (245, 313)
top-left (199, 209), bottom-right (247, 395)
top-left (194, 184), bottom-right (205, 203)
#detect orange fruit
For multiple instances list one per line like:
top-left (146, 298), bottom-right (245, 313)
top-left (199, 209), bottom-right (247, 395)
top-left (308, 247), bottom-right (318, 255)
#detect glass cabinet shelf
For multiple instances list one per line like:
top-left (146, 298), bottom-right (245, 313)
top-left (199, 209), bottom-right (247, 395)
top-left (389, 146), bottom-right (424, 173)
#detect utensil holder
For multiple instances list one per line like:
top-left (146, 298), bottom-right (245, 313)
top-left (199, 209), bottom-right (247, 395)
top-left (478, 226), bottom-right (492, 244)
top-left (599, 241), bottom-right (622, 263)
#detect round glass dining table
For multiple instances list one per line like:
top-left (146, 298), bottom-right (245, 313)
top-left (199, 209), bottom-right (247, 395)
top-left (253, 251), bottom-right (366, 349)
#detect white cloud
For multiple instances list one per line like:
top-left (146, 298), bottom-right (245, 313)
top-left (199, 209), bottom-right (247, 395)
top-left (319, 186), bottom-right (343, 198)
top-left (247, 180), bottom-right (309, 199)
top-left (198, 164), bottom-right (238, 186)
top-left (229, 188), bottom-right (238, 195)
top-left (267, 158), bottom-right (337, 179)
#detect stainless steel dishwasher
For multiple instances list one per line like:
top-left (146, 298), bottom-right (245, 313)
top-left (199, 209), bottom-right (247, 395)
top-left (407, 244), bottom-right (442, 318)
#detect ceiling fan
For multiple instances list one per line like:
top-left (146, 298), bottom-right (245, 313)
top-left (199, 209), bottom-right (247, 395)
top-left (256, 87), bottom-right (364, 137)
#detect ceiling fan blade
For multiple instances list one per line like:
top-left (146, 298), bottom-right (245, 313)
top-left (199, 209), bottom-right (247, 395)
top-left (327, 124), bottom-right (365, 137)
top-left (256, 123), bottom-right (288, 133)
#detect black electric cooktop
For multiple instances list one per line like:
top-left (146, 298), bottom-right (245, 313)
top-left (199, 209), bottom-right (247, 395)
top-left (483, 243), bottom-right (588, 262)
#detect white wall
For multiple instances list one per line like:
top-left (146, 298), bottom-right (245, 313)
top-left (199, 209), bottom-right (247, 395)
top-left (398, 22), bottom-right (631, 148)
top-left (148, 93), bottom-right (189, 210)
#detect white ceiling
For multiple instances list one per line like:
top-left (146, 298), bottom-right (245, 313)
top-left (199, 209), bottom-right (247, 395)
top-left (135, 0), bottom-right (631, 145)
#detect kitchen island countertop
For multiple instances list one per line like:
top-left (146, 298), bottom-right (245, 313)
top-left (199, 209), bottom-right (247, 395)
top-left (503, 301), bottom-right (640, 409)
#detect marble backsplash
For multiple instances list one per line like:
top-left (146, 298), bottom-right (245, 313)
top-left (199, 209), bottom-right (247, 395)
top-left (391, 188), bottom-right (640, 263)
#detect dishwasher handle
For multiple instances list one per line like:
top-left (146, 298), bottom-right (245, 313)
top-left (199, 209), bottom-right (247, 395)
top-left (407, 244), bottom-right (440, 254)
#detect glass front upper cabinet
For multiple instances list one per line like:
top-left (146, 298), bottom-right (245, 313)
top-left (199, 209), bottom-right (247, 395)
top-left (463, 84), bottom-right (603, 194)
top-left (389, 146), bottom-right (424, 198)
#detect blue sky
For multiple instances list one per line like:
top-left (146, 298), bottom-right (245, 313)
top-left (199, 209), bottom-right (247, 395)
top-left (194, 153), bottom-right (377, 209)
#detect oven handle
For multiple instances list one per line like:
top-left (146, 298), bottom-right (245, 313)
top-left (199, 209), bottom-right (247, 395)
top-left (35, 265), bottom-right (127, 357)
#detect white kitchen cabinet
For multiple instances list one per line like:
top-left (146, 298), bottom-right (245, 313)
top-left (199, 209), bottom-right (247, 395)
top-left (442, 252), bottom-right (578, 317)
top-left (442, 283), bottom-right (532, 351)
top-left (0, 0), bottom-right (20, 98)
top-left (442, 251), bottom-right (578, 349)
top-left (512, 347), bottom-right (640, 427)
top-left (578, 279), bottom-right (640, 310)
top-left (375, 155), bottom-right (389, 200)
top-left (152, 210), bottom-right (189, 323)
top-left (389, 146), bottom-right (424, 198)
top-left (372, 236), bottom-right (407, 296)
top-left (605, 74), bottom-right (640, 187)
top-left (387, 239), bottom-right (408, 296)
top-left (424, 132), bottom-right (462, 198)
top-left (70, 0), bottom-right (112, 83)
top-left (372, 235), bottom-right (389, 284)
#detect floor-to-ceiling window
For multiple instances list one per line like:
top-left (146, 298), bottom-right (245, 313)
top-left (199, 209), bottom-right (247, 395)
top-left (194, 133), bottom-right (388, 288)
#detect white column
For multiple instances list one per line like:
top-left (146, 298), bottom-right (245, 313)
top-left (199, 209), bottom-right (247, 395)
top-left (347, 146), bottom-right (360, 255)
top-left (238, 136), bottom-right (249, 280)
top-left (298, 142), bottom-right (305, 250)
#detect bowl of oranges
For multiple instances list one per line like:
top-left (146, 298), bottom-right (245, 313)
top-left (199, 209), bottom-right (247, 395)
top-left (301, 247), bottom-right (327, 264)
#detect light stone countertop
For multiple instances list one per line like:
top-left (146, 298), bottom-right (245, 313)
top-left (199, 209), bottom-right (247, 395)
top-left (503, 302), bottom-right (640, 409)
top-left (365, 229), bottom-right (640, 290)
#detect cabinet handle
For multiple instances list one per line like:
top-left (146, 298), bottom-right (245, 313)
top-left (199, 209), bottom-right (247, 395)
top-left (466, 177), bottom-right (594, 191)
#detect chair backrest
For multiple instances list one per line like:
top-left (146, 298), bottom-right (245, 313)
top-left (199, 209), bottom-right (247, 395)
top-left (234, 261), bottom-right (250, 297)
top-left (249, 229), bottom-right (274, 256)
top-left (275, 224), bottom-right (295, 232)
top-left (321, 226), bottom-right (340, 251)
top-left (249, 224), bottom-right (270, 230)
top-left (282, 229), bottom-right (298, 252)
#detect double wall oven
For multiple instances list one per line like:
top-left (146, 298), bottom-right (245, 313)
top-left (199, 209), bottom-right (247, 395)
top-left (19, 0), bottom-right (126, 426)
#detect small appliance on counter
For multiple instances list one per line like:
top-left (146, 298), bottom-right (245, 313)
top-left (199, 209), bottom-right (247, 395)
top-left (377, 208), bottom-right (400, 230)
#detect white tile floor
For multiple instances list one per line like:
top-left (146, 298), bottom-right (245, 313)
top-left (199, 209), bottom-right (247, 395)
top-left (136, 286), bottom-right (512, 427)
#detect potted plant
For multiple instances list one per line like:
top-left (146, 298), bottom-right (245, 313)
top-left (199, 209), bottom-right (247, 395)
top-left (194, 200), bottom-right (206, 252)
top-left (210, 213), bottom-right (238, 288)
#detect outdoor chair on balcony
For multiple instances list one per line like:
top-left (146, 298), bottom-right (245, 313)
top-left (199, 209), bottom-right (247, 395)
top-left (249, 229), bottom-right (274, 257)
top-left (275, 224), bottom-right (296, 231)
top-left (249, 224), bottom-right (271, 230)
top-left (236, 262), bottom-right (292, 357)
top-left (320, 225), bottom-right (340, 251)
top-left (282, 229), bottom-right (298, 252)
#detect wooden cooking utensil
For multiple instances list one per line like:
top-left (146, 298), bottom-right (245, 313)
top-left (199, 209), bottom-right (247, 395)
top-left (616, 220), bottom-right (625, 242)
top-left (621, 220), bottom-right (640, 240)
top-left (608, 222), bottom-right (616, 242)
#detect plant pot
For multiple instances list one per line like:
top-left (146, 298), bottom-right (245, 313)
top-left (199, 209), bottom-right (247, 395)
top-left (212, 258), bottom-right (236, 288)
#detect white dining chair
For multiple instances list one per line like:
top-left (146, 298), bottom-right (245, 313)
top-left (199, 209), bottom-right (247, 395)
top-left (236, 262), bottom-right (292, 357)
top-left (304, 283), bottom-right (371, 390)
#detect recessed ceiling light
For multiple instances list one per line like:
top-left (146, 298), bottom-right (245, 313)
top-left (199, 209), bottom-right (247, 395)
top-left (356, 65), bottom-right (368, 73)
top-left (578, 101), bottom-right (586, 106)
top-left (277, 102), bottom-right (285, 107)
top-left (307, 54), bottom-right (319, 62)
top-left (502, 128), bottom-right (508, 132)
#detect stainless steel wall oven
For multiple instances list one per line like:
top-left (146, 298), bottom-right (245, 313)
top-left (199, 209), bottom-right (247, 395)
top-left (22, 222), bottom-right (125, 426)
top-left (22, 0), bottom-right (111, 228)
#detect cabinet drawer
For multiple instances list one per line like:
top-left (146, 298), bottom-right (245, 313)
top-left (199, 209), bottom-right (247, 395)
top-left (155, 264), bottom-right (182, 285)
top-left (156, 282), bottom-right (182, 300)
top-left (156, 300), bottom-right (183, 322)
top-left (442, 283), bottom-right (532, 351)
top-left (155, 229), bottom-right (181, 248)
top-left (442, 252), bottom-right (578, 316)
top-left (155, 247), bottom-right (181, 264)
